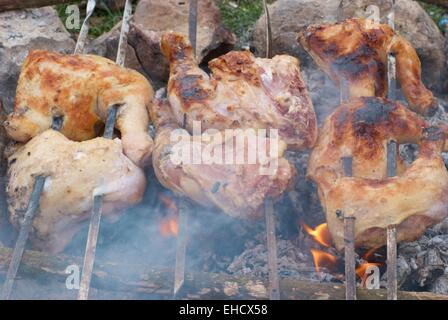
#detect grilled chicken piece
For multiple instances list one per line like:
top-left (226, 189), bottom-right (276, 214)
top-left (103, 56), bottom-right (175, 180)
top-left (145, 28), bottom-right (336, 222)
top-left (4, 50), bottom-right (154, 167)
top-left (151, 90), bottom-right (295, 218)
top-left (7, 130), bottom-right (146, 253)
top-left (298, 18), bottom-right (437, 116)
top-left (307, 97), bottom-right (448, 250)
top-left (160, 32), bottom-right (317, 150)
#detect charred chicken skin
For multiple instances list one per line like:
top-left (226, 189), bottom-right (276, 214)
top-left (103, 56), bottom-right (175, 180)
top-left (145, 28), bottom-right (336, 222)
top-left (4, 50), bottom-right (154, 167)
top-left (160, 32), bottom-right (317, 150)
top-left (7, 130), bottom-right (146, 253)
top-left (151, 90), bottom-right (295, 218)
top-left (307, 97), bottom-right (448, 250)
top-left (298, 19), bottom-right (437, 116)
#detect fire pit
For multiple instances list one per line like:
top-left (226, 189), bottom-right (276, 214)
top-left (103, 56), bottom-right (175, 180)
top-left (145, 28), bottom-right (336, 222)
top-left (0, 0), bottom-right (448, 302)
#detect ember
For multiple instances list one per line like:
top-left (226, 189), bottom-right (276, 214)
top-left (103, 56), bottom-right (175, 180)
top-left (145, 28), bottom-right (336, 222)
top-left (160, 217), bottom-right (179, 238)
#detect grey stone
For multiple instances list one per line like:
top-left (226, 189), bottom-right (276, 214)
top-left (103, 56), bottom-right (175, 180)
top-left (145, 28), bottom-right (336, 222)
top-left (0, 7), bottom-right (75, 112)
top-left (85, 0), bottom-right (236, 88)
top-left (429, 274), bottom-right (448, 295)
top-left (85, 22), bottom-right (148, 80)
top-left (130, 0), bottom-right (236, 88)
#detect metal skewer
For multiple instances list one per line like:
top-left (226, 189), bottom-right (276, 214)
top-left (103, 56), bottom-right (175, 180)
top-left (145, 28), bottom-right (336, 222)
top-left (1, 176), bottom-right (45, 300)
top-left (77, 104), bottom-right (119, 300)
top-left (386, 0), bottom-right (398, 301)
top-left (386, 141), bottom-right (398, 301)
top-left (386, 141), bottom-right (397, 300)
top-left (261, 0), bottom-right (280, 300)
top-left (386, 224), bottom-right (398, 300)
top-left (341, 156), bottom-right (357, 300)
top-left (265, 199), bottom-right (280, 300)
top-left (77, 1), bottom-right (132, 300)
top-left (344, 216), bottom-right (356, 300)
top-left (74, 0), bottom-right (97, 54)
top-left (173, 200), bottom-right (189, 298)
top-left (1, 117), bottom-right (63, 300)
top-left (387, 0), bottom-right (396, 101)
top-left (173, 0), bottom-right (198, 299)
top-left (116, 0), bottom-right (133, 67)
top-left (188, 0), bottom-right (198, 58)
top-left (263, 0), bottom-right (272, 59)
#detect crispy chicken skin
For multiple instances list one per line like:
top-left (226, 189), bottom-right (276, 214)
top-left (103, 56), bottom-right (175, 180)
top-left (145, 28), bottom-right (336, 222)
top-left (307, 97), bottom-right (448, 250)
top-left (4, 50), bottom-right (154, 167)
top-left (150, 90), bottom-right (295, 218)
top-left (298, 19), bottom-right (437, 116)
top-left (160, 32), bottom-right (317, 150)
top-left (7, 130), bottom-right (146, 253)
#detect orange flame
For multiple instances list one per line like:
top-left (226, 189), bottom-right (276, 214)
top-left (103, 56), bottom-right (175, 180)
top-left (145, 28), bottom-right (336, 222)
top-left (160, 217), bottom-right (179, 237)
top-left (302, 222), bottom-right (333, 247)
top-left (158, 194), bottom-right (179, 237)
top-left (310, 249), bottom-right (337, 272)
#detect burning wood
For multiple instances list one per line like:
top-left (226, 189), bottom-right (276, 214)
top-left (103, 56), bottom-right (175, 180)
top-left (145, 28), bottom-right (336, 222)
top-left (1, 247), bottom-right (446, 300)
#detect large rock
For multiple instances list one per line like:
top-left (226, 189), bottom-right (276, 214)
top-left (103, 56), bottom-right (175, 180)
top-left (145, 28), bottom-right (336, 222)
top-left (86, 22), bottom-right (148, 78)
top-left (0, 7), bottom-right (75, 113)
top-left (253, 0), bottom-right (446, 122)
top-left (130, 0), bottom-right (236, 87)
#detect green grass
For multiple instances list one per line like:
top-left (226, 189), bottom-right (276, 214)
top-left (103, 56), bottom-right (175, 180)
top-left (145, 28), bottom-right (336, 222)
top-left (216, 0), bottom-right (265, 38)
top-left (418, 1), bottom-right (448, 29)
top-left (215, 0), bottom-right (276, 47)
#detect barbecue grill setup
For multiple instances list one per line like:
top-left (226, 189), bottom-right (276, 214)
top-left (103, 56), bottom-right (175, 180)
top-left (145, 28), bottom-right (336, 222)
top-left (0, 0), bottom-right (448, 301)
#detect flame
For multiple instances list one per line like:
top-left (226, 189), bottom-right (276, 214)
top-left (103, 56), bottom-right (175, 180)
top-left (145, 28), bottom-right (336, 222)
top-left (158, 194), bottom-right (179, 237)
top-left (302, 222), bottom-right (333, 247)
top-left (160, 217), bottom-right (179, 237)
top-left (310, 249), bottom-right (337, 272)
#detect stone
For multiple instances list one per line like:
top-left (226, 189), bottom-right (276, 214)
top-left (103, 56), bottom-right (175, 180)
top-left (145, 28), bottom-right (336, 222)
top-left (252, 0), bottom-right (446, 122)
top-left (0, 7), bottom-right (75, 112)
top-left (130, 0), bottom-right (236, 87)
top-left (430, 274), bottom-right (448, 295)
top-left (85, 22), bottom-right (148, 78)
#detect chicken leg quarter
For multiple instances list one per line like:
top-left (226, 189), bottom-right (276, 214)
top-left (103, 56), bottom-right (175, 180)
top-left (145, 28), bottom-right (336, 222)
top-left (7, 130), bottom-right (146, 253)
top-left (160, 32), bottom-right (317, 150)
top-left (150, 90), bottom-right (295, 218)
top-left (4, 50), bottom-right (154, 167)
top-left (298, 18), bottom-right (437, 116)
